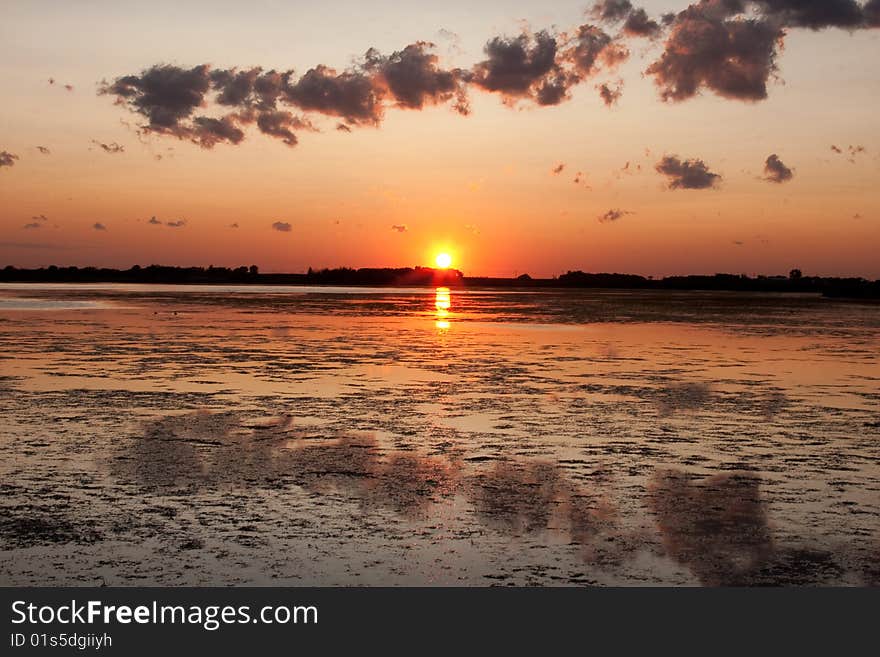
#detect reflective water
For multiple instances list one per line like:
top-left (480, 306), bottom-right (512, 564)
top-left (1, 284), bottom-right (878, 585)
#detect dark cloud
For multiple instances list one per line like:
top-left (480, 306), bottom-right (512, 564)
top-left (763, 153), bottom-right (793, 183)
top-left (391, 224), bottom-right (408, 232)
top-left (1, 151), bottom-right (19, 168)
top-left (597, 81), bottom-right (623, 106)
top-left (622, 8), bottom-right (663, 37)
top-left (229, 222), bottom-right (239, 228)
top-left (210, 67), bottom-right (263, 107)
top-left (272, 221), bottom-right (292, 232)
top-left (646, 8), bottom-right (782, 102)
top-left (831, 144), bottom-right (843, 153)
top-left (23, 222), bottom-right (42, 229)
top-left (254, 110), bottom-right (304, 147)
top-left (646, 1), bottom-right (880, 103)
top-left (102, 69), bottom-right (244, 149)
top-left (64, 84), bottom-right (74, 92)
top-left (591, 0), bottom-right (634, 23)
top-left (36, 146), bottom-right (51, 155)
top-left (655, 155), bottom-right (722, 189)
top-left (365, 41), bottom-right (469, 114)
top-left (754, 0), bottom-right (865, 29)
top-left (567, 25), bottom-right (616, 77)
top-left (283, 65), bottom-right (382, 125)
top-left (336, 122), bottom-right (352, 132)
top-left (867, 0), bottom-right (880, 26)
top-left (91, 140), bottom-right (125, 154)
top-left (148, 216), bottom-right (161, 225)
top-left (592, 1), bottom-right (661, 37)
top-left (100, 64), bottom-right (212, 134)
top-left (551, 162), bottom-right (566, 174)
top-left (32, 214), bottom-right (48, 222)
top-left (470, 30), bottom-right (572, 105)
top-left (188, 116), bottom-right (245, 148)
top-left (598, 208), bottom-right (631, 223)
top-left (93, 222), bottom-right (107, 231)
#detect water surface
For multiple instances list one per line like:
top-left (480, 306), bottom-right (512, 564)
top-left (1, 284), bottom-right (878, 585)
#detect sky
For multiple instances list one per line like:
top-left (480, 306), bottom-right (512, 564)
top-left (1, 0), bottom-right (878, 278)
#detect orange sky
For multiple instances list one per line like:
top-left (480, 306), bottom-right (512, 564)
top-left (1, 1), bottom-right (879, 278)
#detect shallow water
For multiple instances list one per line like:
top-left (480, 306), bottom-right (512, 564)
top-left (1, 284), bottom-right (878, 586)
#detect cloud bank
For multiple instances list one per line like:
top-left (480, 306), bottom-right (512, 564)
top-left (98, 2), bottom-right (879, 148)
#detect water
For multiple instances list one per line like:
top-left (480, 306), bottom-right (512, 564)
top-left (1, 284), bottom-right (878, 585)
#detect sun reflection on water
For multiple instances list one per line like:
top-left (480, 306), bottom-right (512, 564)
top-left (435, 287), bottom-right (451, 330)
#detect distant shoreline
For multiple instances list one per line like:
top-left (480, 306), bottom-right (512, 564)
top-left (2, 265), bottom-right (879, 300)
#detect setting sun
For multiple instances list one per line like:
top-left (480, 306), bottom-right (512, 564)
top-left (435, 253), bottom-right (452, 269)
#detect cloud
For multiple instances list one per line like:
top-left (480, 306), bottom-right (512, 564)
top-left (93, 222), bottom-right (107, 231)
top-left (189, 116), bottom-right (244, 148)
top-left (592, 1), bottom-right (661, 37)
top-left (272, 221), bottom-right (292, 232)
top-left (754, 0), bottom-right (866, 30)
top-left (0, 151), bottom-right (19, 168)
top-left (391, 224), bottom-right (408, 232)
top-left (655, 155), bottom-right (722, 189)
top-left (148, 216), bottom-right (161, 225)
top-left (646, 1), bottom-right (880, 103)
top-left (831, 144), bottom-right (843, 153)
top-left (597, 81), bottom-right (623, 106)
top-left (567, 24), bottom-right (619, 78)
top-left (284, 65), bottom-right (382, 125)
top-left (36, 146), bottom-right (51, 155)
top-left (91, 139), bottom-right (125, 154)
top-left (591, 0), bottom-right (634, 23)
top-left (470, 30), bottom-right (571, 105)
top-left (101, 64), bottom-right (212, 133)
top-left (64, 84), bottom-right (74, 92)
top-left (32, 214), bottom-right (48, 222)
top-left (646, 8), bottom-right (782, 102)
top-left (622, 8), bottom-right (662, 37)
top-left (99, 5), bottom-right (880, 147)
top-left (228, 222), bottom-right (239, 228)
top-left (23, 222), bottom-right (42, 229)
top-left (254, 110), bottom-right (303, 147)
top-left (598, 208), bottom-right (631, 223)
top-left (762, 153), bottom-right (793, 183)
top-left (868, 0), bottom-right (880, 26)
top-left (165, 219), bottom-right (186, 228)
top-left (365, 41), bottom-right (469, 114)
top-left (551, 162), bottom-right (565, 174)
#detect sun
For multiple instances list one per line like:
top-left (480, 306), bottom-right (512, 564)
top-left (435, 252), bottom-right (452, 269)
